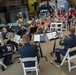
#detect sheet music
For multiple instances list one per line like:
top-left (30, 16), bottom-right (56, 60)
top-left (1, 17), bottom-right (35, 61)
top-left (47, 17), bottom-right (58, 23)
top-left (34, 35), bottom-right (40, 42)
top-left (51, 32), bottom-right (58, 39)
top-left (40, 34), bottom-right (46, 42)
top-left (47, 33), bottom-right (54, 40)
top-left (47, 32), bottom-right (58, 40)
top-left (14, 34), bottom-right (21, 44)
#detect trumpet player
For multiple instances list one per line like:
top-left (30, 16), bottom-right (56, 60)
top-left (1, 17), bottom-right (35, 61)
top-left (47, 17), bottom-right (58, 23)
top-left (54, 26), bottom-right (76, 63)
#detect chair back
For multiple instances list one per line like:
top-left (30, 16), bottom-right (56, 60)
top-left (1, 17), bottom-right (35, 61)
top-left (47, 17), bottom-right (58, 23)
top-left (20, 57), bottom-right (38, 68)
top-left (19, 57), bottom-right (39, 75)
top-left (50, 22), bottom-right (63, 32)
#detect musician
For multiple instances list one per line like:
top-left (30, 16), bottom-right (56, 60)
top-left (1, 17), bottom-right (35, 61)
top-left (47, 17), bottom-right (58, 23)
top-left (18, 34), bottom-right (39, 67)
top-left (0, 45), bottom-right (13, 65)
top-left (0, 35), bottom-right (13, 66)
top-left (1, 27), bottom-right (18, 52)
top-left (21, 25), bottom-right (27, 37)
top-left (28, 17), bottom-right (36, 29)
top-left (16, 24), bottom-right (27, 37)
top-left (16, 23), bottom-right (22, 31)
top-left (28, 17), bottom-right (37, 34)
top-left (54, 27), bottom-right (76, 63)
top-left (30, 17), bottom-right (36, 26)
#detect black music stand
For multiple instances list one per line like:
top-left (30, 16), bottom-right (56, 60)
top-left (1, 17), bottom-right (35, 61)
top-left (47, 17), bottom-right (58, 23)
top-left (34, 42), bottom-right (48, 61)
top-left (50, 39), bottom-right (56, 57)
top-left (47, 31), bottom-right (58, 57)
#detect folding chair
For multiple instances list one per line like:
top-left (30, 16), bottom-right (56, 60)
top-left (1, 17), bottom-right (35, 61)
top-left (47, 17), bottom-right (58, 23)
top-left (50, 23), bottom-right (63, 33)
top-left (20, 57), bottom-right (39, 75)
top-left (60, 47), bottom-right (76, 71)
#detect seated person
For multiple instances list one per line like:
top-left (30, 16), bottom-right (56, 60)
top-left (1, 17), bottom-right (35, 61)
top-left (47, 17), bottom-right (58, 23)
top-left (36, 19), bottom-right (41, 27)
top-left (30, 17), bottom-right (36, 27)
top-left (0, 35), bottom-right (13, 66)
top-left (0, 45), bottom-right (13, 65)
top-left (20, 25), bottom-right (27, 37)
top-left (16, 23), bottom-right (22, 36)
top-left (46, 16), bottom-right (50, 26)
top-left (53, 27), bottom-right (76, 63)
top-left (1, 27), bottom-right (18, 52)
top-left (36, 26), bottom-right (44, 34)
top-left (16, 23), bottom-right (27, 37)
top-left (43, 19), bottom-right (50, 32)
top-left (17, 25), bottom-right (27, 37)
top-left (36, 19), bottom-right (44, 33)
top-left (28, 17), bottom-right (36, 33)
top-left (41, 19), bottom-right (45, 26)
top-left (36, 19), bottom-right (50, 33)
top-left (18, 34), bottom-right (39, 67)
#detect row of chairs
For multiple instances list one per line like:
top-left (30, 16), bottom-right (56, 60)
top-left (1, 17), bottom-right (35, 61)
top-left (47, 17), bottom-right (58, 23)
top-left (50, 22), bottom-right (67, 33)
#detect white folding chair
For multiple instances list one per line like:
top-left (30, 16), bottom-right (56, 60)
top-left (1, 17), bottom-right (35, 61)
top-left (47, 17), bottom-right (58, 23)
top-left (20, 57), bottom-right (39, 75)
top-left (0, 58), bottom-right (7, 69)
top-left (60, 47), bottom-right (76, 72)
top-left (50, 23), bottom-right (63, 33)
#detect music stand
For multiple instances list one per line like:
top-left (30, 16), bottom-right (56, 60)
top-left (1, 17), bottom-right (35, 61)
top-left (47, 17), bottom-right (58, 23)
top-left (34, 34), bottom-right (48, 61)
top-left (50, 39), bottom-right (56, 57)
top-left (34, 42), bottom-right (48, 61)
top-left (47, 31), bottom-right (59, 57)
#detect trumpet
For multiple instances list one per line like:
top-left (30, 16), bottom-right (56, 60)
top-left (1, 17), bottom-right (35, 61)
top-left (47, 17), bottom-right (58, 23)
top-left (59, 32), bottom-right (68, 39)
